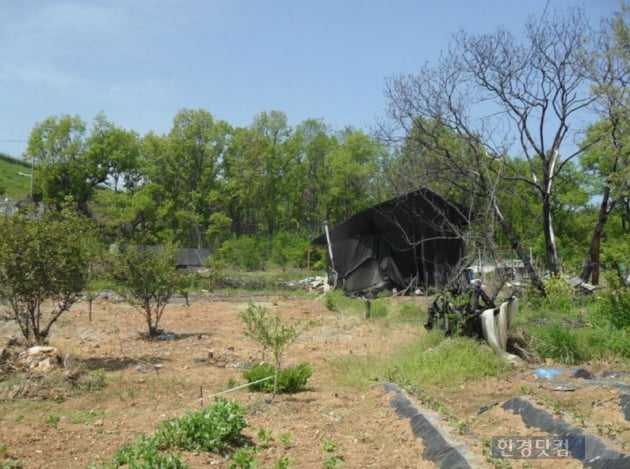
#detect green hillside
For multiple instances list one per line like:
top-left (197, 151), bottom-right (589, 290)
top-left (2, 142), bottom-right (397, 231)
top-left (0, 153), bottom-right (32, 200)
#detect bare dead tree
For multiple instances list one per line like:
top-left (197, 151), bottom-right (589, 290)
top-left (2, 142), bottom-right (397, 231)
top-left (381, 6), bottom-right (599, 290)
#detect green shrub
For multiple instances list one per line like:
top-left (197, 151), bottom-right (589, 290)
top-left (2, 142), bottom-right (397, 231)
top-left (106, 435), bottom-right (188, 469)
top-left (229, 447), bottom-right (258, 469)
top-left (154, 398), bottom-right (246, 452)
top-left (597, 281), bottom-right (630, 331)
top-left (243, 363), bottom-right (312, 393)
top-left (0, 206), bottom-right (97, 344)
top-left (108, 243), bottom-right (185, 337)
top-left (94, 399), bottom-right (249, 468)
top-left (532, 276), bottom-right (576, 314)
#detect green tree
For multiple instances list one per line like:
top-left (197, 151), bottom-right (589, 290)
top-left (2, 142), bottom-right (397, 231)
top-left (25, 114), bottom-right (141, 216)
top-left (288, 119), bottom-right (338, 232)
top-left (323, 128), bottom-right (383, 223)
top-left (25, 115), bottom-right (90, 213)
top-left (0, 205), bottom-right (95, 344)
top-left (142, 109), bottom-right (231, 248)
top-left (222, 111), bottom-right (293, 237)
top-left (86, 112), bottom-right (141, 193)
top-left (109, 244), bottom-right (184, 337)
top-left (249, 110), bottom-right (292, 235)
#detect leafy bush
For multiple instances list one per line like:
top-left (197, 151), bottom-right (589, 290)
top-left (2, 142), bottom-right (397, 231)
top-left (240, 303), bottom-right (314, 397)
top-left (154, 398), bottom-right (246, 452)
top-left (597, 279), bottom-right (630, 331)
top-left (524, 275), bottom-right (576, 314)
top-left (0, 205), bottom-right (97, 344)
top-left (108, 243), bottom-right (185, 337)
top-left (105, 435), bottom-right (188, 469)
top-left (94, 399), bottom-right (248, 468)
top-left (243, 363), bottom-right (313, 393)
top-left (215, 232), bottom-right (314, 270)
top-left (229, 447), bottom-right (258, 469)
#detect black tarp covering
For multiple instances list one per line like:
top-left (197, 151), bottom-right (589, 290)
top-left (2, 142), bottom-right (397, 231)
top-left (312, 189), bottom-right (468, 294)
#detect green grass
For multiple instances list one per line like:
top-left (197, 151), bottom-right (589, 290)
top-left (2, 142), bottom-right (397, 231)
top-left (0, 153), bottom-right (32, 199)
top-left (516, 283), bottom-right (630, 364)
top-left (333, 329), bottom-right (511, 390)
top-left (69, 409), bottom-right (105, 425)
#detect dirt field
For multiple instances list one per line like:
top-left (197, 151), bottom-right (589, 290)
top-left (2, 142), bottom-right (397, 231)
top-left (0, 294), bottom-right (629, 468)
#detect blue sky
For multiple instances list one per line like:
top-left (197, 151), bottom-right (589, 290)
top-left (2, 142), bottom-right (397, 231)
top-left (0, 0), bottom-right (622, 158)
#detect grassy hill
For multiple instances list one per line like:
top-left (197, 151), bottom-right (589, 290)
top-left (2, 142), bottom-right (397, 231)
top-left (0, 153), bottom-right (32, 200)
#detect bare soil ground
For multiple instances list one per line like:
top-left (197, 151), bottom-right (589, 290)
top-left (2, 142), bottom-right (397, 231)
top-left (0, 294), bottom-right (629, 469)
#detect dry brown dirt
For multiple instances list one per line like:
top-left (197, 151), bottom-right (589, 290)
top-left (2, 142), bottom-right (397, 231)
top-left (0, 294), bottom-right (629, 469)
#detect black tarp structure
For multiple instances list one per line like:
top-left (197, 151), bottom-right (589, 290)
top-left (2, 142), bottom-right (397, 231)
top-left (312, 189), bottom-right (469, 295)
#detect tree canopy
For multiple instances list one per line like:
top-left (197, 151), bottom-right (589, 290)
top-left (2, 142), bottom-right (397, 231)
top-left (12, 3), bottom-right (630, 290)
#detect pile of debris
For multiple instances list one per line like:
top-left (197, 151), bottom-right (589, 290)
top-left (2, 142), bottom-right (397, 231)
top-left (425, 280), bottom-right (522, 365)
top-left (1, 337), bottom-right (64, 376)
top-left (282, 276), bottom-right (329, 292)
top-left (18, 345), bottom-right (63, 372)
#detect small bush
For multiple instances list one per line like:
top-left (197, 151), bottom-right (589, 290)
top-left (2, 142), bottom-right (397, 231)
top-left (243, 363), bottom-right (312, 393)
top-left (106, 435), bottom-right (187, 469)
top-left (598, 281), bottom-right (630, 331)
top-left (229, 447), bottom-right (258, 469)
top-left (154, 398), bottom-right (246, 452)
top-left (95, 399), bottom-right (248, 468)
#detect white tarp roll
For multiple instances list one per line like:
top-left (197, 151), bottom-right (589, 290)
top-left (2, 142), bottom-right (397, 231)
top-left (481, 297), bottom-right (520, 364)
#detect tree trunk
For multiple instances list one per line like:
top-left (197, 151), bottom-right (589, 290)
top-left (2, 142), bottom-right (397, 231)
top-left (580, 186), bottom-right (615, 284)
top-left (493, 201), bottom-right (545, 294)
top-left (541, 195), bottom-right (560, 275)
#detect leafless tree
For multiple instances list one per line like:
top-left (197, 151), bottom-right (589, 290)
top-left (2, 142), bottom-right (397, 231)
top-left (381, 6), bottom-right (599, 290)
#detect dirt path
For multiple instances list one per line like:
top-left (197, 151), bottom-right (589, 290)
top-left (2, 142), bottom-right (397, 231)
top-left (1, 295), bottom-right (628, 468)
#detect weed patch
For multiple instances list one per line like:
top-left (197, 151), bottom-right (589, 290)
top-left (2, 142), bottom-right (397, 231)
top-left (334, 330), bottom-right (510, 391)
